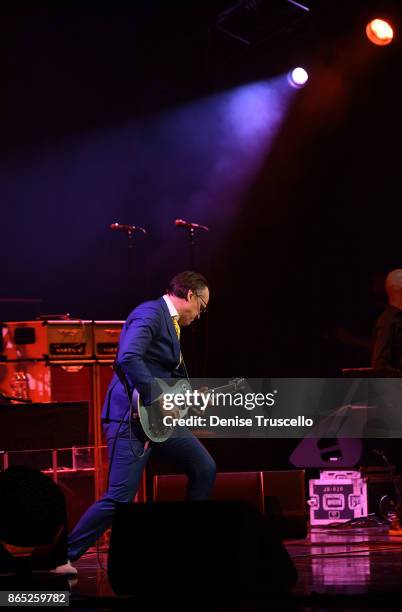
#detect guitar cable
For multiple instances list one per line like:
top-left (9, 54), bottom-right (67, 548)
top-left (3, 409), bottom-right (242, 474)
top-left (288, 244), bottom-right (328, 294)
top-left (94, 378), bottom-right (130, 573)
top-left (95, 365), bottom-right (142, 573)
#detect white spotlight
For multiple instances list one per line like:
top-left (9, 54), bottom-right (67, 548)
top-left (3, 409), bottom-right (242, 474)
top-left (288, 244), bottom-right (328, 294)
top-left (288, 67), bottom-right (309, 89)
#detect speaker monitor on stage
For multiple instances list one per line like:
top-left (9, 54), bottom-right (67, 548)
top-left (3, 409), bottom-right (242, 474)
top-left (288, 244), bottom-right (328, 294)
top-left (108, 500), bottom-right (297, 601)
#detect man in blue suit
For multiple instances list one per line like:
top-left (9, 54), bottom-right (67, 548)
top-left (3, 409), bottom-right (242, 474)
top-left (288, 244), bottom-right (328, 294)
top-left (53, 271), bottom-right (216, 575)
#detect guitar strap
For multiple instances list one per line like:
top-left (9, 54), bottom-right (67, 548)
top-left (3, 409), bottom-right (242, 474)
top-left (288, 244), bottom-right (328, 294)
top-left (180, 355), bottom-right (190, 382)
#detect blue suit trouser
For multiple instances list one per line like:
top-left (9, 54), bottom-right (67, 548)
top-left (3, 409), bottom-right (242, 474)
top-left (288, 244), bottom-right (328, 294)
top-left (68, 421), bottom-right (216, 561)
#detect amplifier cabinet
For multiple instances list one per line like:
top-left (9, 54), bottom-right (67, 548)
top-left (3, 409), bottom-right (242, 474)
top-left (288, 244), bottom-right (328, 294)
top-left (262, 470), bottom-right (306, 517)
top-left (93, 321), bottom-right (124, 358)
top-left (0, 359), bottom-right (95, 402)
top-left (0, 360), bottom-right (115, 445)
top-left (96, 361), bottom-right (115, 409)
top-left (57, 470), bottom-right (96, 531)
top-left (50, 361), bottom-right (94, 404)
top-left (0, 359), bottom-right (51, 403)
top-left (2, 320), bottom-right (93, 360)
top-left (51, 361), bottom-right (97, 444)
top-left (263, 470), bottom-right (307, 539)
top-left (0, 360), bottom-right (96, 442)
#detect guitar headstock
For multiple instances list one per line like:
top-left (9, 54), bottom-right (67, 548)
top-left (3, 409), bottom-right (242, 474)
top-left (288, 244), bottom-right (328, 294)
top-left (228, 377), bottom-right (247, 391)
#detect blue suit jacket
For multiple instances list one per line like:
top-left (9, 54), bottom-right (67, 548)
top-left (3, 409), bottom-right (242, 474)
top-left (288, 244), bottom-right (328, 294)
top-left (101, 297), bottom-right (185, 422)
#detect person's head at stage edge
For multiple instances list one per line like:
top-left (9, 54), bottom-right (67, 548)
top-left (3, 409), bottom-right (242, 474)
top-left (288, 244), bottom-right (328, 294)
top-left (167, 271), bottom-right (209, 326)
top-left (385, 269), bottom-right (402, 310)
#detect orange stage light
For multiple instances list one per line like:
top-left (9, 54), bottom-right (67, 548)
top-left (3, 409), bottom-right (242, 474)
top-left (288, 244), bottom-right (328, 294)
top-left (366, 19), bottom-right (394, 46)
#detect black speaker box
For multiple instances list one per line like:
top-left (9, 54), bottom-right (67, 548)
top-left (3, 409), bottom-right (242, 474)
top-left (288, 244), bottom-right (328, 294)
top-left (108, 500), bottom-right (297, 602)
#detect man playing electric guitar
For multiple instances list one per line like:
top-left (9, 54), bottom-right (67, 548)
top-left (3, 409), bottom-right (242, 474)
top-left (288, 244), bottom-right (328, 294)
top-left (53, 271), bottom-right (215, 575)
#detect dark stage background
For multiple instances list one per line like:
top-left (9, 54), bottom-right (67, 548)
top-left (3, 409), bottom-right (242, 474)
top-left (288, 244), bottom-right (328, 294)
top-left (1, 0), bottom-right (401, 381)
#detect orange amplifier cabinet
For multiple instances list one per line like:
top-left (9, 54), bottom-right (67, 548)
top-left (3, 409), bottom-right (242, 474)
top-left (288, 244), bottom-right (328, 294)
top-left (0, 359), bottom-right (114, 445)
top-left (1, 320), bottom-right (93, 360)
top-left (93, 321), bottom-right (124, 358)
top-left (0, 360), bottom-right (51, 403)
top-left (0, 360), bottom-right (95, 404)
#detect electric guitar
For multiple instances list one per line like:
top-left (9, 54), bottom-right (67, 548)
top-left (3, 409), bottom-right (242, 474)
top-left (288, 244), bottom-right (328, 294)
top-left (134, 377), bottom-right (245, 443)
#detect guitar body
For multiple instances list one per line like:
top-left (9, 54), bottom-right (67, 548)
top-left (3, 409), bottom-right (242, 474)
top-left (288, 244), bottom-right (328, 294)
top-left (136, 378), bottom-right (193, 443)
top-left (135, 377), bottom-right (245, 443)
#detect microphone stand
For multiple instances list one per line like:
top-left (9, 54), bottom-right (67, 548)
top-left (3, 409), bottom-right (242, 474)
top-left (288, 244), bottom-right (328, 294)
top-left (188, 227), bottom-right (196, 269)
top-left (175, 220), bottom-right (209, 377)
top-left (126, 228), bottom-right (136, 292)
top-left (110, 224), bottom-right (147, 306)
top-left (175, 220), bottom-right (209, 270)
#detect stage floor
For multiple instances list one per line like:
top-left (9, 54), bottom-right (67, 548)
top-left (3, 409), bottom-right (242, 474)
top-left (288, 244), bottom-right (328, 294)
top-left (67, 524), bottom-right (402, 610)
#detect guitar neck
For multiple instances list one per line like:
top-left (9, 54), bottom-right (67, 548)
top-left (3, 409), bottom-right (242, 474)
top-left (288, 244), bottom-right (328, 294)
top-left (208, 382), bottom-right (241, 394)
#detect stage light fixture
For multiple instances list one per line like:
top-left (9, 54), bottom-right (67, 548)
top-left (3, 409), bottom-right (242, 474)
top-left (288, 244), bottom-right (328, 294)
top-left (288, 67), bottom-right (309, 89)
top-left (366, 19), bottom-right (394, 46)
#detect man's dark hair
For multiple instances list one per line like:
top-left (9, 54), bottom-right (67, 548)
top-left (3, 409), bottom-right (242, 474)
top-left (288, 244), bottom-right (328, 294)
top-left (167, 271), bottom-right (208, 299)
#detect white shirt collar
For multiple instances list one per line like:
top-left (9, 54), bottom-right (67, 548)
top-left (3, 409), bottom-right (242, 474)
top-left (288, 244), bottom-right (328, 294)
top-left (163, 294), bottom-right (179, 319)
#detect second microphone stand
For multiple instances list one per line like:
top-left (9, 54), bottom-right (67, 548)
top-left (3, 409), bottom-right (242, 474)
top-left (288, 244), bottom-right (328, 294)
top-left (110, 223), bottom-right (148, 305)
top-left (175, 221), bottom-right (209, 377)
